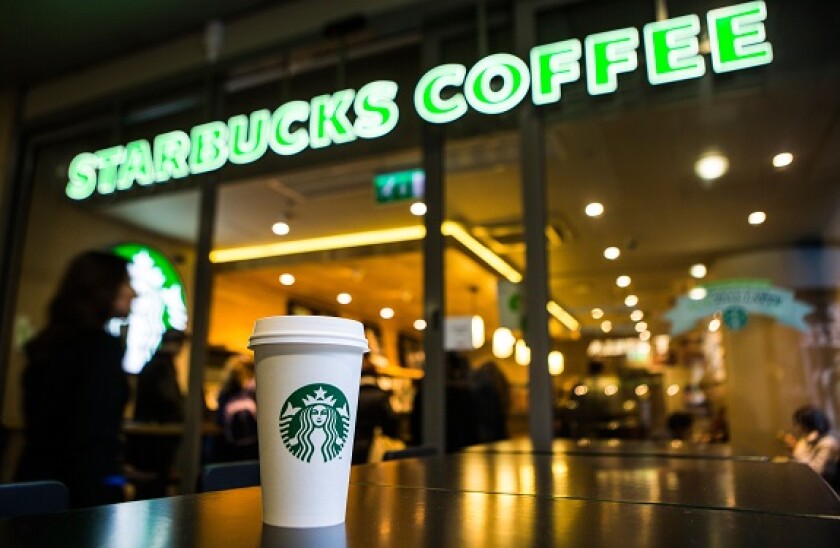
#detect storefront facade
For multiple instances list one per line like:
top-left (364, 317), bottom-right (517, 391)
top-left (1, 0), bottom-right (838, 491)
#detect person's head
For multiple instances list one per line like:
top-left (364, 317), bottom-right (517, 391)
top-left (222, 354), bottom-right (256, 393)
top-left (48, 251), bottom-right (134, 328)
top-left (158, 329), bottom-right (187, 355)
top-left (793, 405), bottom-right (830, 436)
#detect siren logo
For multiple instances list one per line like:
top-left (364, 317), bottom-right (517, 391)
top-left (279, 384), bottom-right (351, 463)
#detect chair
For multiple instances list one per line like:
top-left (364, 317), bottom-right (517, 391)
top-left (382, 446), bottom-right (438, 461)
top-left (0, 480), bottom-right (69, 518)
top-left (200, 460), bottom-right (260, 492)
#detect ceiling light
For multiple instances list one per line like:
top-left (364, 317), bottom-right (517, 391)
top-left (689, 287), bottom-right (707, 300)
top-left (271, 220), bottom-right (290, 236)
top-left (694, 153), bottom-right (729, 180)
top-left (616, 275), bottom-right (631, 288)
top-left (278, 273), bottom-right (295, 286)
top-left (585, 202), bottom-right (604, 217)
top-left (591, 308), bottom-right (604, 320)
top-left (493, 328), bottom-right (515, 359)
top-left (772, 152), bottom-right (793, 168)
top-left (624, 294), bottom-right (638, 307)
top-left (748, 211), bottom-right (766, 225)
top-left (442, 221), bottom-right (522, 283)
top-left (635, 384), bottom-right (649, 397)
top-left (380, 307), bottom-right (395, 319)
top-left (630, 310), bottom-right (644, 322)
top-left (515, 339), bottom-right (531, 366)
top-left (708, 317), bottom-right (721, 332)
top-left (601, 320), bottom-right (613, 333)
top-left (604, 384), bottom-right (618, 396)
top-left (667, 384), bottom-right (680, 397)
top-left (574, 385), bottom-right (589, 396)
top-left (635, 321), bottom-right (648, 332)
top-left (604, 247), bottom-right (620, 260)
top-left (471, 315), bottom-right (485, 349)
top-left (414, 319), bottom-right (427, 331)
top-left (690, 263), bottom-right (707, 279)
top-left (547, 301), bottom-right (580, 331)
top-left (410, 202), bottom-right (427, 216)
top-left (639, 330), bottom-right (651, 341)
top-left (548, 351), bottom-right (565, 376)
top-left (337, 292), bottom-right (352, 305)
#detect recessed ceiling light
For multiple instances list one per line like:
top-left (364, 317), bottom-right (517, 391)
top-left (601, 320), bottom-right (612, 333)
top-left (414, 319), bottom-right (427, 331)
top-left (380, 307), bottom-right (395, 319)
top-left (772, 152), bottom-right (793, 168)
top-left (591, 308), bottom-right (604, 319)
top-left (694, 153), bottom-right (729, 180)
top-left (624, 294), bottom-right (638, 307)
top-left (639, 330), bottom-right (651, 341)
top-left (635, 321), bottom-right (648, 332)
top-left (585, 202), bottom-right (604, 217)
top-left (616, 275), bottom-right (631, 288)
top-left (410, 202), bottom-right (427, 216)
top-left (272, 221), bottom-right (291, 236)
top-left (630, 310), bottom-right (644, 322)
top-left (279, 273), bottom-right (295, 286)
top-left (337, 292), bottom-right (352, 304)
top-left (604, 247), bottom-right (620, 260)
top-left (690, 263), bottom-right (707, 279)
top-left (748, 211), bottom-right (766, 225)
top-left (708, 318), bottom-right (721, 332)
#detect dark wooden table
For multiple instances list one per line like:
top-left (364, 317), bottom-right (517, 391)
top-left (2, 443), bottom-right (839, 547)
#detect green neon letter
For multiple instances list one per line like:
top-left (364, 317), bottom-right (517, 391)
top-left (268, 100), bottom-right (310, 156)
top-left (66, 152), bottom-right (98, 200)
top-left (354, 81), bottom-right (399, 139)
top-left (644, 14), bottom-right (705, 85)
top-left (189, 121), bottom-right (229, 174)
top-left (465, 53), bottom-right (530, 115)
top-left (154, 130), bottom-right (190, 183)
top-left (310, 89), bottom-right (356, 149)
top-left (585, 28), bottom-right (640, 95)
top-left (530, 39), bottom-right (582, 106)
top-left (116, 140), bottom-right (155, 190)
top-left (708, 1), bottom-right (772, 73)
top-left (94, 145), bottom-right (126, 195)
top-left (414, 64), bottom-right (467, 124)
top-left (228, 109), bottom-right (270, 164)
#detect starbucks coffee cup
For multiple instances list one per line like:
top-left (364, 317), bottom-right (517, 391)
top-left (249, 316), bottom-right (369, 528)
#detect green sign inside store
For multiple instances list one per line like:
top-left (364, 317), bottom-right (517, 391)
top-left (66, 1), bottom-right (773, 201)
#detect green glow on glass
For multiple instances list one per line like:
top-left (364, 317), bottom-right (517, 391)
top-left (153, 130), bottom-right (191, 183)
top-left (94, 146), bottom-right (126, 195)
top-left (644, 15), bottom-right (705, 85)
top-left (66, 152), bottom-right (99, 200)
top-left (189, 121), bottom-right (229, 174)
top-left (708, 1), bottom-right (773, 73)
top-left (585, 28), bottom-right (640, 95)
top-left (414, 64), bottom-right (467, 124)
top-left (228, 109), bottom-right (270, 165)
top-left (354, 81), bottom-right (399, 139)
top-left (464, 54), bottom-right (530, 115)
top-left (310, 89), bottom-right (356, 149)
top-left (116, 140), bottom-right (155, 191)
top-left (268, 100), bottom-right (310, 156)
top-left (530, 39), bottom-right (582, 106)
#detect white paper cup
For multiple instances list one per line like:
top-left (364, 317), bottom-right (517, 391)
top-left (249, 316), bottom-right (369, 528)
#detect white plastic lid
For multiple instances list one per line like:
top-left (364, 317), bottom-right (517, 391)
top-left (248, 315), bottom-right (369, 351)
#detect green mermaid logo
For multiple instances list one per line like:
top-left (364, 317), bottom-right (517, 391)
top-left (279, 384), bottom-right (351, 463)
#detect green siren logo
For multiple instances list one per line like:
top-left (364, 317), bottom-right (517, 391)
top-left (279, 384), bottom-right (351, 463)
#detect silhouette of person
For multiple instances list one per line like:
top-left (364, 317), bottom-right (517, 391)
top-left (16, 250), bottom-right (135, 508)
top-left (214, 355), bottom-right (259, 462)
top-left (126, 328), bottom-right (186, 499)
top-left (353, 356), bottom-right (398, 464)
top-left (786, 405), bottom-right (840, 490)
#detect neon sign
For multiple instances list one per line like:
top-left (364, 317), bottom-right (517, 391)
top-left (66, 1), bottom-right (772, 200)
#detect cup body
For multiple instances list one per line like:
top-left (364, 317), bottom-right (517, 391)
top-left (249, 316), bottom-right (368, 528)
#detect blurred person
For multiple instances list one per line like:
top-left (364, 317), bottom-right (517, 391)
top-left (125, 329), bottom-right (186, 499)
top-left (784, 405), bottom-right (840, 489)
top-left (215, 354), bottom-right (258, 462)
top-left (16, 250), bottom-right (135, 508)
top-left (469, 357), bottom-right (510, 443)
top-left (353, 355), bottom-right (399, 464)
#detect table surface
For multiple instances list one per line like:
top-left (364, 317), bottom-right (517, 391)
top-left (462, 438), bottom-right (768, 460)
top-left (351, 452), bottom-right (840, 516)
top-left (1, 483), bottom-right (839, 548)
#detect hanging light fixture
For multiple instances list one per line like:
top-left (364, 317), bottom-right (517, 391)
top-left (492, 328), bottom-right (515, 359)
top-left (515, 339), bottom-right (531, 366)
top-left (548, 351), bottom-right (565, 375)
